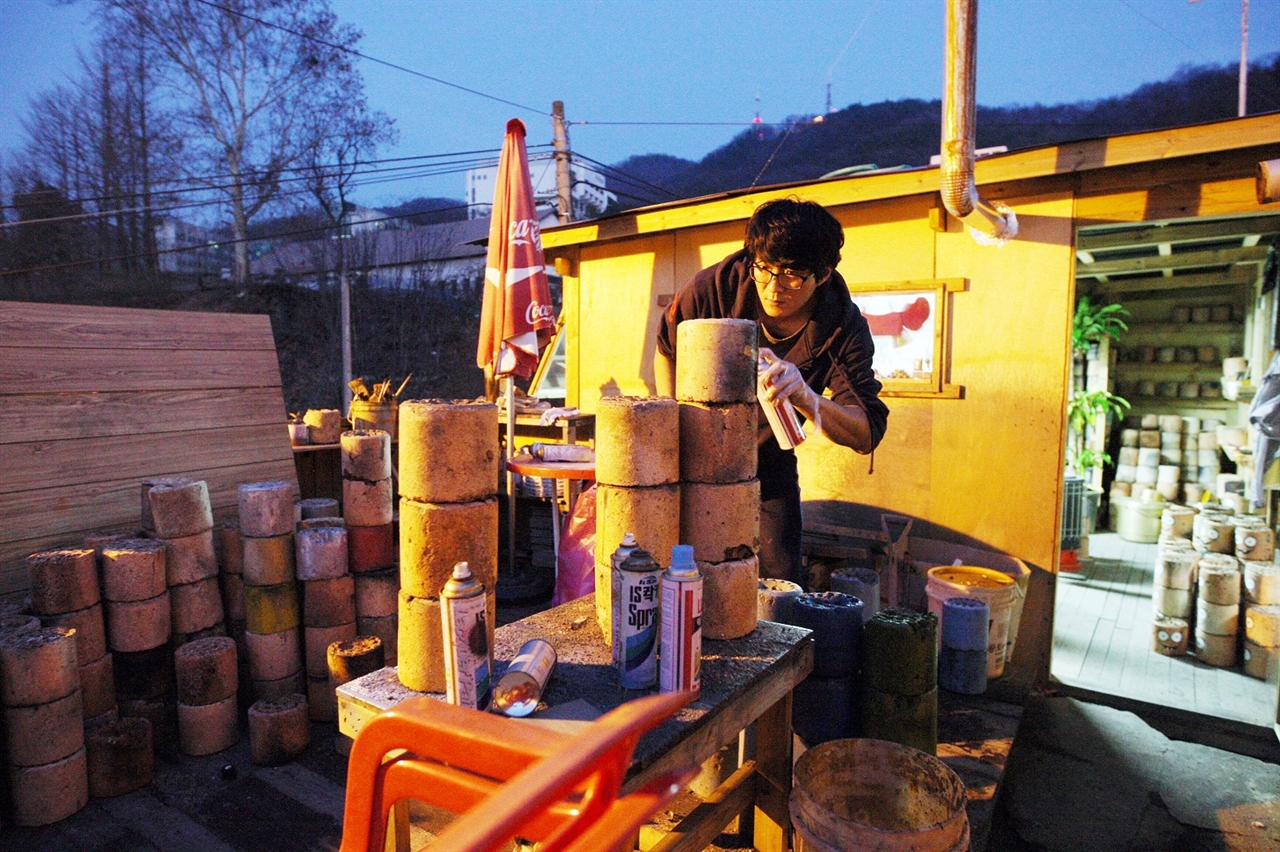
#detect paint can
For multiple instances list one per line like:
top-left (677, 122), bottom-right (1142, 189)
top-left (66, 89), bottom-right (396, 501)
top-left (660, 544), bottom-right (702, 696)
top-left (925, 566), bottom-right (1016, 677)
top-left (614, 548), bottom-right (661, 689)
top-left (491, 639), bottom-right (556, 717)
top-left (440, 562), bottom-right (492, 710)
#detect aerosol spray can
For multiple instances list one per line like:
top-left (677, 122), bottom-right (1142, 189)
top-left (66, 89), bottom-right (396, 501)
top-left (491, 639), bottom-right (557, 717)
top-left (757, 353), bottom-right (807, 450)
top-left (660, 545), bottom-right (703, 697)
top-left (440, 562), bottom-right (492, 709)
top-left (530, 442), bottom-right (594, 463)
top-left (614, 548), bottom-right (661, 689)
top-left (609, 533), bottom-right (640, 666)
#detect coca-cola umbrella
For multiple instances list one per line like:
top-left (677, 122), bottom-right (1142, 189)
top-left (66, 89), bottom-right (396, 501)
top-left (476, 118), bottom-right (555, 578)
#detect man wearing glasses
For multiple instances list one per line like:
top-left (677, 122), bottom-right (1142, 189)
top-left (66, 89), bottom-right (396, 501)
top-left (656, 198), bottom-right (888, 587)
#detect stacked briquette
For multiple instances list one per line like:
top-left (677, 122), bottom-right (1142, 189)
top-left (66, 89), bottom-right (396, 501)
top-left (1236, 518), bottom-right (1279, 679)
top-left (303, 408), bottom-right (343, 445)
top-left (174, 637), bottom-right (239, 755)
top-left (239, 482), bottom-right (305, 700)
top-left (594, 395), bottom-right (681, 644)
top-left (1151, 520), bottom-right (1197, 656)
top-left (215, 517), bottom-right (249, 701)
top-left (397, 401), bottom-right (499, 693)
top-left (28, 549), bottom-right (115, 728)
top-left (1195, 553), bottom-right (1242, 666)
top-left (344, 429), bottom-right (397, 577)
top-left (787, 592), bottom-right (864, 745)
top-left (296, 522), bottom-right (355, 720)
top-left (342, 430), bottom-right (399, 665)
top-left (0, 626), bottom-right (87, 825)
top-left (148, 480), bottom-right (224, 646)
top-left (676, 318), bottom-right (760, 639)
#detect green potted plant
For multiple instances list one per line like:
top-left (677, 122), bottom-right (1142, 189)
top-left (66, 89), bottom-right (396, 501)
top-left (1067, 388), bottom-right (1131, 532)
top-left (1072, 297), bottom-right (1129, 361)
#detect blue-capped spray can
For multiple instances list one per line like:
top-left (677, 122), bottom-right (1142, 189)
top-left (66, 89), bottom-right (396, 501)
top-left (614, 547), bottom-right (661, 688)
top-left (660, 544), bottom-right (702, 697)
top-left (440, 561), bottom-right (492, 709)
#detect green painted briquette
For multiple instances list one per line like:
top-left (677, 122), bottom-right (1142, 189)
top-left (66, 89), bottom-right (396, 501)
top-left (862, 608), bottom-right (937, 697)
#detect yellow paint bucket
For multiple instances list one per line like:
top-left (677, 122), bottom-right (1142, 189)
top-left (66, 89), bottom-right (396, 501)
top-left (925, 566), bottom-right (1017, 678)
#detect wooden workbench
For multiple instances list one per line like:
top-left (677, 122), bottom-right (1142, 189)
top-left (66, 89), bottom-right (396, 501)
top-left (338, 594), bottom-right (814, 852)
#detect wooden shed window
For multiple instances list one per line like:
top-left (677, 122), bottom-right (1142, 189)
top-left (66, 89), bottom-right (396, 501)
top-left (847, 277), bottom-right (966, 398)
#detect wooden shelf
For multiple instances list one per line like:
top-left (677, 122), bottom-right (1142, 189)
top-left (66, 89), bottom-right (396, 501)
top-left (1121, 321), bottom-right (1242, 338)
top-left (1114, 361), bottom-right (1222, 374)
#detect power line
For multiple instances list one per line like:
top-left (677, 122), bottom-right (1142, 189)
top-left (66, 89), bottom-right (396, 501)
top-left (190, 0), bottom-right (548, 116)
top-left (570, 153), bottom-right (683, 201)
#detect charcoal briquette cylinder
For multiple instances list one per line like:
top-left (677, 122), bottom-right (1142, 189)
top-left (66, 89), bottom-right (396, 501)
top-left (787, 592), bottom-right (864, 679)
top-left (78, 652), bottom-right (116, 719)
top-left (1, 626), bottom-right (79, 707)
top-left (248, 693), bottom-right (310, 766)
top-left (307, 675), bottom-right (337, 722)
top-left (243, 581), bottom-right (300, 634)
top-left (327, 636), bottom-right (385, 687)
top-left (1237, 525), bottom-right (1276, 562)
top-left (140, 476), bottom-right (192, 532)
top-left (1193, 514), bottom-right (1235, 554)
top-left (939, 646), bottom-right (988, 695)
top-left (399, 497), bottom-right (497, 598)
top-left (1246, 562), bottom-right (1280, 605)
top-left (1153, 587), bottom-right (1192, 618)
top-left (177, 695), bottom-right (239, 756)
top-left (304, 623), bottom-right (357, 677)
top-left (298, 497), bottom-right (340, 521)
top-left (758, 578), bottom-right (802, 623)
top-left (341, 429), bottom-right (392, 482)
top-left (298, 516), bottom-right (345, 531)
top-left (147, 480), bottom-right (213, 539)
top-left (397, 592), bottom-right (446, 692)
top-left (295, 527), bottom-right (349, 581)
top-left (680, 480), bottom-right (760, 564)
top-left (353, 568), bottom-right (398, 618)
top-left (303, 408), bottom-right (342, 445)
top-left (860, 685), bottom-right (938, 756)
top-left (1155, 549), bottom-right (1198, 591)
top-left (83, 532), bottom-right (128, 568)
top-left (4, 688), bottom-right (84, 766)
top-left (1160, 505), bottom-right (1196, 539)
top-left (102, 539), bottom-right (167, 602)
top-left (252, 671), bottom-right (306, 703)
top-left (1198, 563), bottom-right (1242, 606)
top-left (699, 555), bottom-right (759, 640)
top-left (1245, 640), bottom-right (1277, 680)
top-left (217, 519), bottom-right (244, 575)
top-left (595, 396), bottom-right (680, 487)
top-left (343, 478), bottom-right (394, 527)
top-left (238, 482), bottom-right (296, 538)
top-left (594, 483), bottom-right (680, 641)
top-left (830, 567), bottom-right (881, 625)
top-left (398, 400), bottom-right (500, 504)
top-left (170, 577), bottom-right (224, 635)
top-left (862, 608), bottom-right (938, 697)
top-left (303, 575), bottom-right (356, 628)
top-left (118, 698), bottom-right (178, 759)
top-left (357, 614), bottom-right (398, 666)
top-left (1194, 630), bottom-right (1238, 667)
top-left (85, 716), bottom-right (152, 798)
top-left (113, 645), bottom-right (175, 702)
top-left (675, 318), bottom-right (758, 404)
top-left (791, 675), bottom-right (855, 747)
top-left (221, 572), bottom-right (246, 621)
top-left (1152, 616), bottom-right (1190, 656)
top-left (43, 602), bottom-right (107, 664)
top-left (27, 549), bottom-right (99, 616)
top-left (242, 533), bottom-right (296, 586)
top-left (1245, 605), bottom-right (1280, 647)
top-left (678, 401), bottom-right (757, 484)
top-left (245, 627), bottom-right (302, 682)
top-left (8, 747), bottom-right (88, 826)
top-left (163, 529), bottom-right (218, 586)
top-left (347, 523), bottom-right (396, 573)
top-left (941, 597), bottom-right (989, 653)
top-left (174, 637), bottom-right (238, 706)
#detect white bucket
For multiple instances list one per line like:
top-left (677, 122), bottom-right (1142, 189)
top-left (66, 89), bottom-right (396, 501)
top-left (926, 566), bottom-right (1018, 678)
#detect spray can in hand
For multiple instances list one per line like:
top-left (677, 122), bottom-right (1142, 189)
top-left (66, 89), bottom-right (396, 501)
top-left (614, 547), bottom-right (661, 689)
top-left (441, 562), bottom-right (492, 709)
top-left (660, 544), bottom-right (703, 697)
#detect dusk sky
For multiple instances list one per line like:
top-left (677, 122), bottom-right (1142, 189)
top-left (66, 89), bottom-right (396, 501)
top-left (1, 0), bottom-right (1277, 207)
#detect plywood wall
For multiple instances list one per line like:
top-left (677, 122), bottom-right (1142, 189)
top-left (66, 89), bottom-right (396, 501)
top-left (0, 301), bottom-right (297, 597)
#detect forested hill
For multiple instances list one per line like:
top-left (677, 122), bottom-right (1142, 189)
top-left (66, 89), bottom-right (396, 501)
top-left (605, 56), bottom-right (1280, 208)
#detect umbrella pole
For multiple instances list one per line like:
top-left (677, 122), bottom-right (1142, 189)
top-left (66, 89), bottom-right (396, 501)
top-left (506, 375), bottom-right (517, 577)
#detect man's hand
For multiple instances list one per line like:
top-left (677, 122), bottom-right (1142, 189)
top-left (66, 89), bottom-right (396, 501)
top-left (758, 348), bottom-right (814, 408)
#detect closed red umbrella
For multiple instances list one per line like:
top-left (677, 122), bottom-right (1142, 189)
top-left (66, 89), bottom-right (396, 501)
top-left (477, 119), bottom-right (555, 579)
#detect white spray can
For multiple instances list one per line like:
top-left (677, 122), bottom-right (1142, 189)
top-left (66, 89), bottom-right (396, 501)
top-left (660, 544), bottom-right (703, 697)
top-left (440, 561), bottom-right (492, 709)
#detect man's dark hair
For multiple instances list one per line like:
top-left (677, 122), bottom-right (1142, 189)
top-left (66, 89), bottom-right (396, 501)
top-left (744, 198), bottom-right (843, 273)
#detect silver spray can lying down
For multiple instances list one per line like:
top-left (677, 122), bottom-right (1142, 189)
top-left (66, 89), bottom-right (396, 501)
top-left (614, 547), bottom-right (661, 688)
top-left (609, 533), bottom-right (640, 667)
top-left (491, 639), bottom-right (557, 717)
top-left (440, 561), bottom-right (492, 709)
top-left (660, 544), bottom-right (703, 697)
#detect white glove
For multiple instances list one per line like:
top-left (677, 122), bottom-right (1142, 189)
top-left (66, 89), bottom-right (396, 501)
top-left (758, 348), bottom-right (809, 405)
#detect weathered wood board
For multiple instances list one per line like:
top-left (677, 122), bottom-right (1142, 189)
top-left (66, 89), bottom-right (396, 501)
top-left (0, 301), bottom-right (296, 597)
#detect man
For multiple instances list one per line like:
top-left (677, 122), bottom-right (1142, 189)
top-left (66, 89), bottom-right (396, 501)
top-left (656, 198), bottom-right (888, 586)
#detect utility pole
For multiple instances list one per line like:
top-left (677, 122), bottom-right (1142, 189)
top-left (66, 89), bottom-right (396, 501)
top-left (552, 101), bottom-right (573, 224)
top-left (339, 202), bottom-right (352, 412)
top-left (1239, 0), bottom-right (1249, 117)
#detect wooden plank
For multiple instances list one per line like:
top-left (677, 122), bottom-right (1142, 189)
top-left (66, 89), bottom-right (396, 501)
top-left (1079, 245), bottom-right (1268, 277)
top-left (1076, 177), bottom-right (1271, 226)
top-left (649, 762), bottom-right (757, 852)
top-left (0, 301), bottom-right (276, 350)
top-left (0, 387), bottom-right (287, 445)
top-left (1078, 214), bottom-right (1280, 251)
top-left (1086, 268), bottom-right (1256, 294)
top-left (0, 423), bottom-right (292, 494)
top-left (0, 347), bottom-right (284, 394)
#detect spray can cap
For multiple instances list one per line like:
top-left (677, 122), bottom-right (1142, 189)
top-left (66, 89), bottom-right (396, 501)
top-left (621, 548), bottom-right (656, 571)
top-left (621, 532), bottom-right (637, 547)
top-left (668, 544), bottom-right (698, 577)
top-left (452, 561), bottom-right (472, 580)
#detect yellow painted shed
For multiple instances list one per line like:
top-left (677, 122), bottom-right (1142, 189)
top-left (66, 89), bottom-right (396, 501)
top-left (540, 113), bottom-right (1280, 685)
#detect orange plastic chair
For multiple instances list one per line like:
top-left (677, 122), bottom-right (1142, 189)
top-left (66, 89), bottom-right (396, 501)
top-left (339, 690), bottom-right (697, 852)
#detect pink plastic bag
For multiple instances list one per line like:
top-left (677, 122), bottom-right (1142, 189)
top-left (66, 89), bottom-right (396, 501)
top-left (552, 484), bottom-right (597, 606)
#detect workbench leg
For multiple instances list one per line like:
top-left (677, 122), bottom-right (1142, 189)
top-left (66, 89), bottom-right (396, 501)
top-left (752, 692), bottom-right (793, 852)
top-left (385, 800), bottom-right (410, 852)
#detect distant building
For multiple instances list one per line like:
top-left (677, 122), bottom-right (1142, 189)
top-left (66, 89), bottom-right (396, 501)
top-left (466, 154), bottom-right (613, 220)
top-left (154, 217), bottom-right (229, 275)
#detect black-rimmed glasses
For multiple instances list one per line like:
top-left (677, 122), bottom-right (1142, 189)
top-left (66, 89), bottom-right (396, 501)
top-left (749, 262), bottom-right (813, 291)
